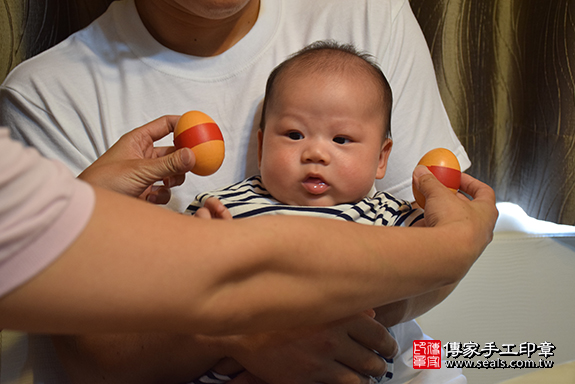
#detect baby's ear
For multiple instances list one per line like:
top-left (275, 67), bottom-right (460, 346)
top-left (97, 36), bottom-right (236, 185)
top-left (376, 138), bottom-right (393, 179)
top-left (257, 129), bottom-right (264, 170)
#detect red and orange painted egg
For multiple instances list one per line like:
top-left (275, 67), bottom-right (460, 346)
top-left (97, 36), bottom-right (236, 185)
top-left (413, 148), bottom-right (461, 208)
top-left (174, 111), bottom-right (225, 176)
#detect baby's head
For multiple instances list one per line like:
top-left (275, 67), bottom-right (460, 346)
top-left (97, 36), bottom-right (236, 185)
top-left (258, 40), bottom-right (393, 206)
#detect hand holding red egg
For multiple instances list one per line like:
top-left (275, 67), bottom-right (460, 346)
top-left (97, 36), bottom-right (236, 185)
top-left (412, 148), bottom-right (461, 208)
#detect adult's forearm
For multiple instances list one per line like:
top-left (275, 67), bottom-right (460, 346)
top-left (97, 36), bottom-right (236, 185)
top-left (374, 284), bottom-right (458, 328)
top-left (0, 171), bottom-right (495, 334)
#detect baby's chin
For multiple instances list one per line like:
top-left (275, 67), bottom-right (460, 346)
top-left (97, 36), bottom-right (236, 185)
top-left (277, 194), bottom-right (351, 207)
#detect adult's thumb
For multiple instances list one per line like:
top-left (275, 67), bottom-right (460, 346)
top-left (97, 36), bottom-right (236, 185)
top-left (150, 147), bottom-right (196, 180)
top-left (412, 165), bottom-right (451, 207)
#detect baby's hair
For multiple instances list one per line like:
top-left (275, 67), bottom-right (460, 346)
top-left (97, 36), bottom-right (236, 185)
top-left (260, 40), bottom-right (392, 139)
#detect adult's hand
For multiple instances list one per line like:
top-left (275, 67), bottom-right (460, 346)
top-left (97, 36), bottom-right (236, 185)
top-left (78, 115), bottom-right (195, 204)
top-left (225, 312), bottom-right (396, 384)
top-left (413, 165), bottom-right (498, 259)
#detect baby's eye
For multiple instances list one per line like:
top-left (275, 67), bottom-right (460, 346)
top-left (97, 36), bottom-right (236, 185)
top-left (287, 131), bottom-right (304, 140)
top-left (333, 136), bottom-right (351, 144)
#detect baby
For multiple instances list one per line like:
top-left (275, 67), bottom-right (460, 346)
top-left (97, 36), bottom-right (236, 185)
top-left (186, 40), bottom-right (451, 384)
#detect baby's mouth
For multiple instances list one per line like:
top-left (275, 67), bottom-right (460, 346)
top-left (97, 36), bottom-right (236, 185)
top-left (302, 176), bottom-right (329, 194)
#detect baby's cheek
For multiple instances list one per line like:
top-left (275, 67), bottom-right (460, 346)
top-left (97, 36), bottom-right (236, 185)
top-left (340, 159), bottom-right (367, 180)
top-left (338, 162), bottom-right (375, 195)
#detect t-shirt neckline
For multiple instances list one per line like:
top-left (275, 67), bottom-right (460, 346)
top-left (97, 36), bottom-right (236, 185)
top-left (112, 0), bottom-right (281, 82)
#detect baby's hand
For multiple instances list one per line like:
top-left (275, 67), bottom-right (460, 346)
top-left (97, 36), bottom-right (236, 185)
top-left (195, 197), bottom-right (233, 220)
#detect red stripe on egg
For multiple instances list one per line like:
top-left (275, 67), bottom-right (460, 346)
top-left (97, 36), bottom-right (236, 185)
top-left (427, 165), bottom-right (461, 190)
top-left (174, 122), bottom-right (223, 149)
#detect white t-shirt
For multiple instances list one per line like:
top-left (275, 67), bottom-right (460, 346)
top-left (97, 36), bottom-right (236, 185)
top-left (0, 0), bottom-right (470, 213)
top-left (0, 128), bottom-right (95, 297)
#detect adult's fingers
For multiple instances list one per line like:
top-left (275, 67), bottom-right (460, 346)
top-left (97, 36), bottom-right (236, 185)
top-left (412, 165), bottom-right (455, 205)
top-left (350, 317), bottom-right (398, 360)
top-left (142, 147), bottom-right (196, 182)
top-left (458, 173), bottom-right (497, 205)
top-left (335, 313), bottom-right (393, 379)
top-left (133, 115), bottom-right (180, 142)
top-left (144, 186), bottom-right (172, 205)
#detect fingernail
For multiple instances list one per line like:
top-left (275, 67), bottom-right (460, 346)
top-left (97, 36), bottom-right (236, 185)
top-left (180, 148), bottom-right (193, 165)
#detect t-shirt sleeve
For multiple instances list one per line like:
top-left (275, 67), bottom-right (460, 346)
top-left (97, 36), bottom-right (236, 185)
top-left (0, 128), bottom-right (95, 297)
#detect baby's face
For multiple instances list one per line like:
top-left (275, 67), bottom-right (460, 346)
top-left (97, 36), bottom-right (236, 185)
top-left (258, 69), bottom-right (392, 206)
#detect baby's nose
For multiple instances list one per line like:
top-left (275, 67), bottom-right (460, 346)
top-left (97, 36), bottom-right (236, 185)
top-left (302, 143), bottom-right (330, 164)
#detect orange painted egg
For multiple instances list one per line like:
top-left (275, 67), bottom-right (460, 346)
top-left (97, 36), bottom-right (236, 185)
top-left (413, 148), bottom-right (461, 208)
top-left (174, 111), bottom-right (225, 176)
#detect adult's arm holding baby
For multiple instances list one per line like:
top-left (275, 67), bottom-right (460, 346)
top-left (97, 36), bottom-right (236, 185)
top-left (0, 118), bottom-right (496, 335)
top-left (372, 167), bottom-right (494, 327)
top-left (196, 168), bottom-right (494, 330)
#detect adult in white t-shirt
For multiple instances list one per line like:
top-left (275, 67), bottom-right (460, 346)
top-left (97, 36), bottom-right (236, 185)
top-left (0, 0), bottom-right (471, 382)
top-left (1, 0), bottom-right (469, 212)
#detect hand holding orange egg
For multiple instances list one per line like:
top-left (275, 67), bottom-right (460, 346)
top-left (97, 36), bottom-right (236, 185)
top-left (412, 148), bottom-right (461, 208)
top-left (173, 111), bottom-right (225, 176)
